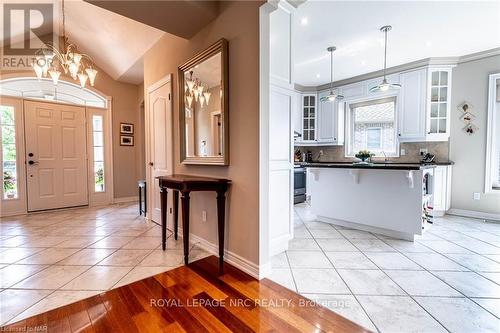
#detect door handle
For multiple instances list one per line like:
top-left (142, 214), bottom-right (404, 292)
top-left (149, 162), bottom-right (154, 166)
top-left (28, 160), bottom-right (38, 165)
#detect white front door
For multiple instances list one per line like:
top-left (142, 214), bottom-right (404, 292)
top-left (146, 76), bottom-right (173, 223)
top-left (24, 101), bottom-right (88, 211)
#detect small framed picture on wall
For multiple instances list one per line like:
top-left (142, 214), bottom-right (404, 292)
top-left (120, 135), bottom-right (134, 146)
top-left (120, 123), bottom-right (134, 134)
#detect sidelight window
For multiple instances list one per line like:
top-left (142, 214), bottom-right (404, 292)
top-left (92, 115), bottom-right (105, 192)
top-left (1, 106), bottom-right (18, 199)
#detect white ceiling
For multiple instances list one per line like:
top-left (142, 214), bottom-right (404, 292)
top-left (1, 0), bottom-right (165, 84)
top-left (294, 0), bottom-right (500, 86)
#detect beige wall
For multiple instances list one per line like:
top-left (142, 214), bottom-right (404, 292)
top-left (0, 67), bottom-right (144, 199)
top-left (450, 55), bottom-right (500, 215)
top-left (143, 1), bottom-right (261, 264)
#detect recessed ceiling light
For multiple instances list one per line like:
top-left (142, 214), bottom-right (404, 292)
top-left (300, 17), bottom-right (308, 26)
top-left (361, 60), bottom-right (367, 66)
top-left (425, 40), bottom-right (432, 47)
top-left (316, 73), bottom-right (321, 78)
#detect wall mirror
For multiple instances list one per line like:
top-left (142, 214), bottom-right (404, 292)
top-left (179, 39), bottom-right (229, 165)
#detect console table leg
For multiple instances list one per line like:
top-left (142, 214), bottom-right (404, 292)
top-left (160, 187), bottom-right (168, 251)
top-left (181, 191), bottom-right (190, 265)
top-left (216, 190), bottom-right (226, 274)
top-left (173, 190), bottom-right (179, 240)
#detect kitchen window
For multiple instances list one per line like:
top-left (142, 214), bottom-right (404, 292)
top-left (346, 97), bottom-right (398, 157)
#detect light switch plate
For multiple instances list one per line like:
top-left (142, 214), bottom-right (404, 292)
top-left (401, 148), bottom-right (406, 156)
top-left (473, 192), bottom-right (481, 200)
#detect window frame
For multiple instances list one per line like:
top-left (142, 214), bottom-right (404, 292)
top-left (485, 72), bottom-right (500, 193)
top-left (345, 95), bottom-right (400, 157)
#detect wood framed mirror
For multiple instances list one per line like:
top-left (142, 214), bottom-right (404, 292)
top-left (179, 39), bottom-right (229, 165)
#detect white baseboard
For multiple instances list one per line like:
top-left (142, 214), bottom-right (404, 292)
top-left (113, 196), bottom-right (138, 204)
top-left (269, 234), bottom-right (292, 257)
top-left (185, 232), bottom-right (264, 279)
top-left (447, 208), bottom-right (500, 222)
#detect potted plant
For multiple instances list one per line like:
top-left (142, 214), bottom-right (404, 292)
top-left (354, 150), bottom-right (375, 164)
top-left (3, 171), bottom-right (16, 198)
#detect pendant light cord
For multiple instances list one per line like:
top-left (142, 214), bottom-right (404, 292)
top-left (330, 49), bottom-right (333, 90)
top-left (383, 28), bottom-right (388, 80)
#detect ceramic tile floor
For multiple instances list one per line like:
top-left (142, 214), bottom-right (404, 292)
top-left (0, 203), bottom-right (209, 325)
top-left (269, 203), bottom-right (500, 333)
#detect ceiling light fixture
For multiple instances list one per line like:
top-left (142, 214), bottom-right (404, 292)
top-left (370, 25), bottom-right (401, 93)
top-left (300, 17), bottom-right (308, 25)
top-left (320, 46), bottom-right (344, 102)
top-left (32, 0), bottom-right (97, 88)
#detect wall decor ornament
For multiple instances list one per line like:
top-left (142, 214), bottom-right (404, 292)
top-left (457, 101), bottom-right (478, 135)
top-left (120, 135), bottom-right (134, 146)
top-left (120, 123), bottom-right (134, 134)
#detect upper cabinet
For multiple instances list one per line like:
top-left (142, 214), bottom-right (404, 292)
top-left (427, 68), bottom-right (452, 141)
top-left (300, 94), bottom-right (317, 142)
top-left (295, 92), bottom-right (344, 146)
top-left (294, 65), bottom-right (454, 146)
top-left (398, 69), bottom-right (427, 141)
top-left (398, 66), bottom-right (453, 142)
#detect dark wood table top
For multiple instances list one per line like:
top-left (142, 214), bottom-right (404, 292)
top-left (157, 174), bottom-right (231, 189)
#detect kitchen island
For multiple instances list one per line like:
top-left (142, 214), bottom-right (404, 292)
top-left (299, 161), bottom-right (453, 241)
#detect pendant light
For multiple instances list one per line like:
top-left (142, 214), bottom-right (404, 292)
top-left (320, 46), bottom-right (344, 102)
top-left (370, 25), bottom-right (401, 93)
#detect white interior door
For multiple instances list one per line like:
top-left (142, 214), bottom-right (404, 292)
top-left (146, 76), bottom-right (173, 223)
top-left (24, 100), bottom-right (88, 211)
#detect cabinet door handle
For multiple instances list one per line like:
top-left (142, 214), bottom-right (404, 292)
top-left (398, 133), bottom-right (401, 136)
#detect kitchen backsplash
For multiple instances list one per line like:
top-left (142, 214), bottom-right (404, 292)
top-left (295, 142), bottom-right (450, 163)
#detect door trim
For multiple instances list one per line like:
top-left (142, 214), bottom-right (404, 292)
top-left (145, 74), bottom-right (173, 221)
top-left (0, 93), bottom-right (113, 217)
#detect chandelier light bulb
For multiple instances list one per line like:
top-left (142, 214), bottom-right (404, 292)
top-left (199, 95), bottom-right (205, 106)
top-left (78, 72), bottom-right (88, 88)
top-left (49, 69), bottom-right (61, 85)
top-left (85, 68), bottom-right (97, 86)
top-left (33, 63), bottom-right (43, 79)
top-left (68, 62), bottom-right (79, 79)
top-left (186, 95), bottom-right (193, 108)
top-left (203, 91), bottom-right (211, 105)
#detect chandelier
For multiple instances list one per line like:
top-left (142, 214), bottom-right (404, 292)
top-left (32, 0), bottom-right (97, 88)
top-left (184, 70), bottom-right (211, 108)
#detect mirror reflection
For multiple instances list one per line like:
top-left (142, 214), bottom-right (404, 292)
top-left (183, 52), bottom-right (223, 158)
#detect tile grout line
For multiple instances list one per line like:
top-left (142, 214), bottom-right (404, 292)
top-left (299, 213), bottom-right (381, 333)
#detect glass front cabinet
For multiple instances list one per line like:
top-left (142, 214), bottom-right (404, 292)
top-left (426, 67), bottom-right (452, 141)
top-left (301, 94), bottom-right (317, 142)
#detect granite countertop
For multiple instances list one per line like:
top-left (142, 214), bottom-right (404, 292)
top-left (295, 160), bottom-right (454, 171)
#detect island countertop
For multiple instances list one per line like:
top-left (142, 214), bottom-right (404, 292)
top-left (295, 160), bottom-right (454, 171)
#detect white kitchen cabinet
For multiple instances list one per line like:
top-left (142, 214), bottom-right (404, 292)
top-left (433, 165), bottom-right (452, 216)
top-left (426, 68), bottom-right (452, 141)
top-left (317, 90), bottom-right (339, 144)
top-left (398, 69), bottom-right (427, 141)
top-left (293, 92), bottom-right (302, 140)
top-left (300, 94), bottom-right (317, 143)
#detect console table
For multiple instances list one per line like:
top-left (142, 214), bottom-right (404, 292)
top-left (157, 174), bottom-right (230, 272)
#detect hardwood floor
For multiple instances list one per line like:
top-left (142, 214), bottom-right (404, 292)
top-left (2, 256), bottom-right (372, 332)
